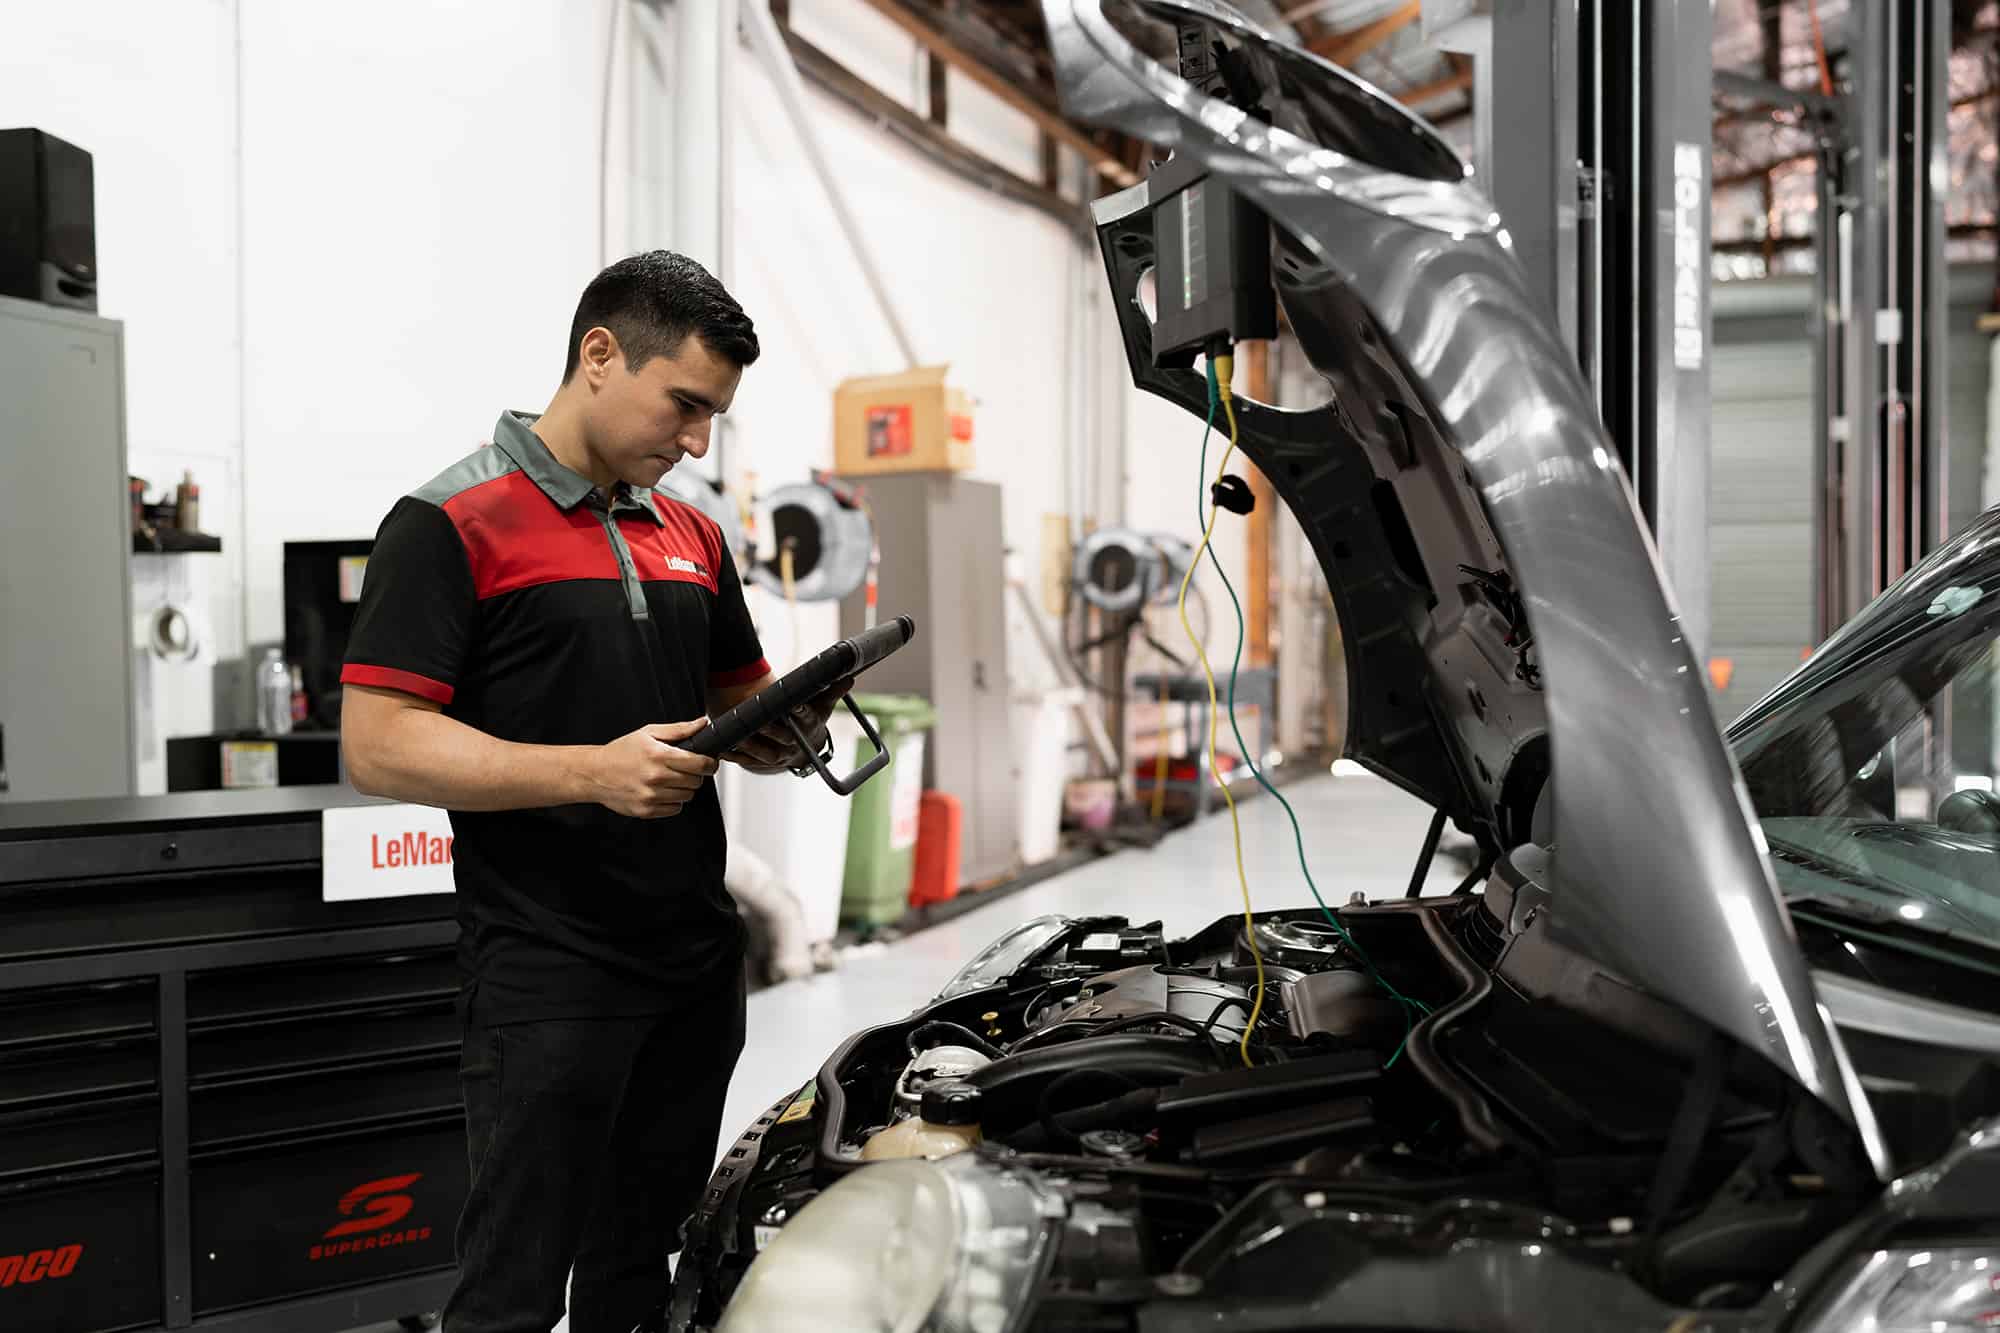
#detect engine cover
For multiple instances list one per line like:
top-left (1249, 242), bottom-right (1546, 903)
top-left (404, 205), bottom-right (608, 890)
top-left (1034, 965), bottom-right (1252, 1040)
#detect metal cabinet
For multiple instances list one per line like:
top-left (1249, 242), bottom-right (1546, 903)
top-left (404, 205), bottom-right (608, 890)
top-left (0, 295), bottom-right (135, 801)
top-left (839, 474), bottom-right (1017, 884)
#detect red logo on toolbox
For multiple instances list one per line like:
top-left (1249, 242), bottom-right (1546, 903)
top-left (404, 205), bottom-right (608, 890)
top-left (0, 1244), bottom-right (83, 1287)
top-left (309, 1175), bottom-right (434, 1262)
top-left (370, 831), bottom-right (453, 869)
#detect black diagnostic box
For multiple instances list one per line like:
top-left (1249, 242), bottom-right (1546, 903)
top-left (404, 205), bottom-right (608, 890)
top-left (1147, 152), bottom-right (1276, 366)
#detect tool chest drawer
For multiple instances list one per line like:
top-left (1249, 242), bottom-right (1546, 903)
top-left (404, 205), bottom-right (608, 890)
top-left (0, 979), bottom-right (160, 1183)
top-left (189, 947), bottom-right (458, 1025)
top-left (188, 947), bottom-right (462, 1150)
top-left (0, 1168), bottom-right (162, 1333)
top-left (190, 1119), bottom-right (466, 1316)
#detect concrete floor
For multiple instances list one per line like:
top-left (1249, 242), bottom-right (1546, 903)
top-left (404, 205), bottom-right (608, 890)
top-left (355, 770), bottom-right (1450, 1333)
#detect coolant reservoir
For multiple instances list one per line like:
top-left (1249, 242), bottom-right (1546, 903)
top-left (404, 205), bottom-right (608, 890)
top-left (860, 1082), bottom-right (983, 1161)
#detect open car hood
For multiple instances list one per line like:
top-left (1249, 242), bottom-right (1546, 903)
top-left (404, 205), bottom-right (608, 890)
top-left (1046, 0), bottom-right (1885, 1165)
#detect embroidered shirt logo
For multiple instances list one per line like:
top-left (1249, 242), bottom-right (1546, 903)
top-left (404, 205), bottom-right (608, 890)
top-left (667, 556), bottom-right (707, 577)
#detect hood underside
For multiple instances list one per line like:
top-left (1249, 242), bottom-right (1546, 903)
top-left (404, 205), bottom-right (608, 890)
top-left (1045, 0), bottom-right (1886, 1168)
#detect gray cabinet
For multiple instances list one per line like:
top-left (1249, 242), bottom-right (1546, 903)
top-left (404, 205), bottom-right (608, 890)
top-left (0, 296), bottom-right (135, 800)
top-left (839, 473), bottom-right (1016, 884)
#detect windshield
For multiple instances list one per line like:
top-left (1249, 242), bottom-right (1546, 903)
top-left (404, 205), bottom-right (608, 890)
top-left (1731, 514), bottom-right (2000, 954)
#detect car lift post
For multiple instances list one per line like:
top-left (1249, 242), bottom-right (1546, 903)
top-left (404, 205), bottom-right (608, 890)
top-left (1427, 0), bottom-right (1714, 658)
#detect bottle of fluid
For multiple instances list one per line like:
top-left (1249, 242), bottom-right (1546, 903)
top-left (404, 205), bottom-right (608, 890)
top-left (860, 1082), bottom-right (983, 1162)
top-left (258, 649), bottom-right (294, 737)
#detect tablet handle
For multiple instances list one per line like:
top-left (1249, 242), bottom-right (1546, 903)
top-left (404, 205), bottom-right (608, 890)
top-left (785, 695), bottom-right (892, 797)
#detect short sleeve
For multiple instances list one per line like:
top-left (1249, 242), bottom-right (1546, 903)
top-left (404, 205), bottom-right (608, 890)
top-left (707, 542), bottom-right (769, 688)
top-left (340, 497), bottom-right (476, 706)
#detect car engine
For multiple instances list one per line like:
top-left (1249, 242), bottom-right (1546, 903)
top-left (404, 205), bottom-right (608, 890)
top-left (671, 867), bottom-right (1894, 1331)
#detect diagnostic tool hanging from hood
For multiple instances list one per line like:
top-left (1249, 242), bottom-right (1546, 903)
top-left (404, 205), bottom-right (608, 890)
top-left (1146, 19), bottom-right (1276, 365)
top-left (1147, 150), bottom-right (1276, 365)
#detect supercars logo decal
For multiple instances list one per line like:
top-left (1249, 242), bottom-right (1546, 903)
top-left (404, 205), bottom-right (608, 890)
top-left (309, 1174), bottom-right (434, 1262)
top-left (666, 555), bottom-right (709, 578)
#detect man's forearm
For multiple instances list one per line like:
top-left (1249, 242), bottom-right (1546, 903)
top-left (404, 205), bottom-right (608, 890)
top-left (347, 707), bottom-right (600, 812)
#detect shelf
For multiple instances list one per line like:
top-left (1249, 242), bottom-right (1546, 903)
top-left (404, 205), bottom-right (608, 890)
top-left (133, 530), bottom-right (222, 554)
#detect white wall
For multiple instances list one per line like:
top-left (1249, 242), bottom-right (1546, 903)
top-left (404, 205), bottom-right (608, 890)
top-left (0, 0), bottom-right (245, 791)
top-left (236, 0), bottom-right (623, 645)
top-left (3, 0), bottom-right (629, 789)
top-left (727, 3), bottom-right (1096, 673)
top-left (728, 0), bottom-right (1246, 694)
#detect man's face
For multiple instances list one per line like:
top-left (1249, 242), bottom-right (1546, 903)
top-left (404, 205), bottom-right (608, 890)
top-left (583, 332), bottom-right (742, 489)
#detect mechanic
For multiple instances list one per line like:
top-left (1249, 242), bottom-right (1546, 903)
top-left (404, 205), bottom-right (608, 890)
top-left (338, 250), bottom-right (845, 1333)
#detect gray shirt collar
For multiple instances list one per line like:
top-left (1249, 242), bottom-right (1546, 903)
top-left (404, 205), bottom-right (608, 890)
top-left (491, 411), bottom-right (662, 524)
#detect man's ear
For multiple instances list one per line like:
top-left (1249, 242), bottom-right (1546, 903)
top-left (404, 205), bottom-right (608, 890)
top-left (578, 326), bottom-right (622, 387)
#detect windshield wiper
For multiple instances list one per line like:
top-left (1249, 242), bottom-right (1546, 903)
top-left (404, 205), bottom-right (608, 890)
top-left (1788, 898), bottom-right (2000, 981)
top-left (1766, 827), bottom-right (2000, 941)
top-left (1763, 837), bottom-right (1899, 913)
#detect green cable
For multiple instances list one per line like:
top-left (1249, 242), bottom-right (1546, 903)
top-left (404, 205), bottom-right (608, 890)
top-left (1192, 361), bottom-right (1433, 1055)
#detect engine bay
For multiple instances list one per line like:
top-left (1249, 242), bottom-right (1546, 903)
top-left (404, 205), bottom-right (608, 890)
top-left (674, 878), bottom-right (1896, 1330)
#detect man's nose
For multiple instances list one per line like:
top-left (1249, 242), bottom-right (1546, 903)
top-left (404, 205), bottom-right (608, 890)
top-left (679, 418), bottom-right (712, 459)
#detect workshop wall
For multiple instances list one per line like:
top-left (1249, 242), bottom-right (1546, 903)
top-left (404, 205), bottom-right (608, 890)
top-left (3, 0), bottom-right (1237, 791)
top-left (0, 0), bottom-right (246, 792)
top-left (728, 0), bottom-right (1100, 675)
top-left (234, 0), bottom-right (625, 646)
top-left (727, 0), bottom-right (1248, 703)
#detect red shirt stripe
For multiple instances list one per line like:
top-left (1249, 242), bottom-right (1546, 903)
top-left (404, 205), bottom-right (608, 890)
top-left (342, 663), bottom-right (455, 705)
top-left (709, 657), bottom-right (771, 689)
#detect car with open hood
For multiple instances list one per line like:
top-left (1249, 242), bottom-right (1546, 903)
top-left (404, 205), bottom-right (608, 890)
top-left (665, 2), bottom-right (2000, 1329)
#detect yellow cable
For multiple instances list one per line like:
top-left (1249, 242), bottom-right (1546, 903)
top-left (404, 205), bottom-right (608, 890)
top-left (1176, 351), bottom-right (1264, 1067)
top-left (1149, 647), bottom-right (1171, 822)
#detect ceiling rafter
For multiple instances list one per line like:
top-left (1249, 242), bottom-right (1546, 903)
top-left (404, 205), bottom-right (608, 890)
top-left (854, 0), bottom-right (1140, 186)
top-left (1309, 1), bottom-right (1422, 65)
top-left (1400, 61), bottom-right (1475, 108)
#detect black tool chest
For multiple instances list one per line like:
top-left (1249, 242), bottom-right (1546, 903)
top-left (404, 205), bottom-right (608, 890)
top-left (0, 789), bottom-right (463, 1333)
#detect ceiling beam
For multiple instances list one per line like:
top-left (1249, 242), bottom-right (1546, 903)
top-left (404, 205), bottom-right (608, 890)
top-left (1399, 62), bottom-right (1475, 108)
top-left (853, 0), bottom-right (1138, 186)
top-left (1310, 0), bottom-right (1422, 65)
top-left (1281, 0), bottom-right (1344, 21)
top-left (781, 24), bottom-right (1087, 232)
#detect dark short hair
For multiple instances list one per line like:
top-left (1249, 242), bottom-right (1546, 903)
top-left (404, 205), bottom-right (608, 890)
top-left (562, 250), bottom-right (760, 381)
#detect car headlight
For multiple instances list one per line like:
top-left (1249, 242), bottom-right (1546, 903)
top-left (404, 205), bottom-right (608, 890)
top-left (933, 916), bottom-right (1073, 1001)
top-left (717, 1154), bottom-right (1053, 1333)
top-left (1798, 1247), bottom-right (2000, 1332)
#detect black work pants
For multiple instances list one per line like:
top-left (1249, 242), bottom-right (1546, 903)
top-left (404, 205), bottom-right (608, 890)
top-left (442, 971), bottom-right (746, 1333)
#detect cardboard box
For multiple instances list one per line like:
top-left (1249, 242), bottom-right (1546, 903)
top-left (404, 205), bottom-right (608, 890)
top-left (833, 365), bottom-right (975, 477)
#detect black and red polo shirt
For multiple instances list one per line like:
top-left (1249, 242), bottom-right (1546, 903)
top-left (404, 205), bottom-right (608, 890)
top-left (341, 411), bottom-right (769, 1021)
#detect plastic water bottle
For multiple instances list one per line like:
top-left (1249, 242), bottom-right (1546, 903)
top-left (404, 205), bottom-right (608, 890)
top-left (258, 649), bottom-right (294, 736)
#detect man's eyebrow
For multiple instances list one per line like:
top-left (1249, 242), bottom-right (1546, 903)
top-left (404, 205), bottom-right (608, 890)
top-left (672, 387), bottom-right (720, 412)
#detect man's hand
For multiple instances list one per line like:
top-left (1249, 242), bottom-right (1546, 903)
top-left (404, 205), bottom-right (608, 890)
top-left (587, 719), bottom-right (720, 817)
top-left (723, 677), bottom-right (856, 776)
